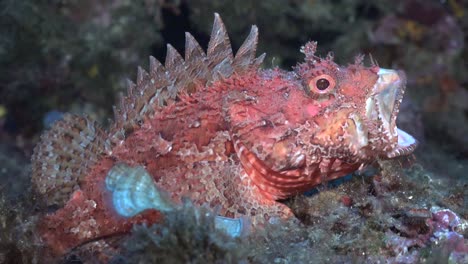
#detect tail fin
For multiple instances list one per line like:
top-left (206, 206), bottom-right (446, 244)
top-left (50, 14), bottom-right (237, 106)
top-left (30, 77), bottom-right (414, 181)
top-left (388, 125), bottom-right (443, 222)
top-left (31, 114), bottom-right (111, 207)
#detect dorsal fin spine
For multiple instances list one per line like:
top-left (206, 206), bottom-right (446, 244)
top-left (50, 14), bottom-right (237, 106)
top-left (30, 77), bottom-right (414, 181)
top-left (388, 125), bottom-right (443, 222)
top-left (137, 67), bottom-right (149, 87)
top-left (165, 44), bottom-right (185, 71)
top-left (207, 13), bottom-right (233, 70)
top-left (126, 79), bottom-right (136, 97)
top-left (233, 26), bottom-right (259, 72)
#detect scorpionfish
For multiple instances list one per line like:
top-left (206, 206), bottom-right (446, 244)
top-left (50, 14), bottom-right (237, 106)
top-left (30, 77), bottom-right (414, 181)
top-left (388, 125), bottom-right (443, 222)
top-left (31, 14), bottom-right (417, 256)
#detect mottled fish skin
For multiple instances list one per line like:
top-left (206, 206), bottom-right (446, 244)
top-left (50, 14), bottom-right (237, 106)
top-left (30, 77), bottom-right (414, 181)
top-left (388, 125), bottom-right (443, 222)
top-left (31, 13), bottom-right (417, 257)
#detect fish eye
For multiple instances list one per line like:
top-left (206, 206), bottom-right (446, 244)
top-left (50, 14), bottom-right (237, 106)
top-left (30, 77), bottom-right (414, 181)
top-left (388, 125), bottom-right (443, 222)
top-left (316, 78), bottom-right (330, 90)
top-left (308, 74), bottom-right (336, 94)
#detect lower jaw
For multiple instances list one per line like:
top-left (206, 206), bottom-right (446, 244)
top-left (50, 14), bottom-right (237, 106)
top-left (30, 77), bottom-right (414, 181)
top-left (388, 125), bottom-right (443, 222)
top-left (383, 128), bottom-right (417, 158)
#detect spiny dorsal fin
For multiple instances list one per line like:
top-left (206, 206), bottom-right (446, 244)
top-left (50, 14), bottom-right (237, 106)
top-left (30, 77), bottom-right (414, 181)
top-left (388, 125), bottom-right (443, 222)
top-left (165, 44), bottom-right (188, 100)
top-left (252, 53), bottom-right (266, 69)
top-left (185, 32), bottom-right (206, 62)
top-left (126, 79), bottom-right (136, 97)
top-left (233, 26), bottom-right (260, 72)
top-left (149, 55), bottom-right (166, 80)
top-left (109, 13), bottom-right (263, 142)
top-left (207, 13), bottom-right (233, 69)
top-left (32, 114), bottom-right (111, 206)
top-left (185, 32), bottom-right (209, 81)
top-left (137, 67), bottom-right (149, 87)
top-left (165, 44), bottom-right (185, 72)
top-left (111, 80), bottom-right (143, 142)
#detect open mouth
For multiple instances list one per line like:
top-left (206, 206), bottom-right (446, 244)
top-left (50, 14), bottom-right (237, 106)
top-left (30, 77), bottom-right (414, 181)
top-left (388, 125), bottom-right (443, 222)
top-left (366, 68), bottom-right (417, 158)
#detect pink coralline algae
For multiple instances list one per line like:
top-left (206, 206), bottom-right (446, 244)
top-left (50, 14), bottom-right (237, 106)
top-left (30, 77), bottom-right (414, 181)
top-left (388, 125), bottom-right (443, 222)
top-left (385, 207), bottom-right (468, 263)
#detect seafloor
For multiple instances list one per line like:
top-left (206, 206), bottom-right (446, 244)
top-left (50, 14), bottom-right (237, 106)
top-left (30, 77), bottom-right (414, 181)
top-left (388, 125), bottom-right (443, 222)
top-left (0, 0), bottom-right (467, 263)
